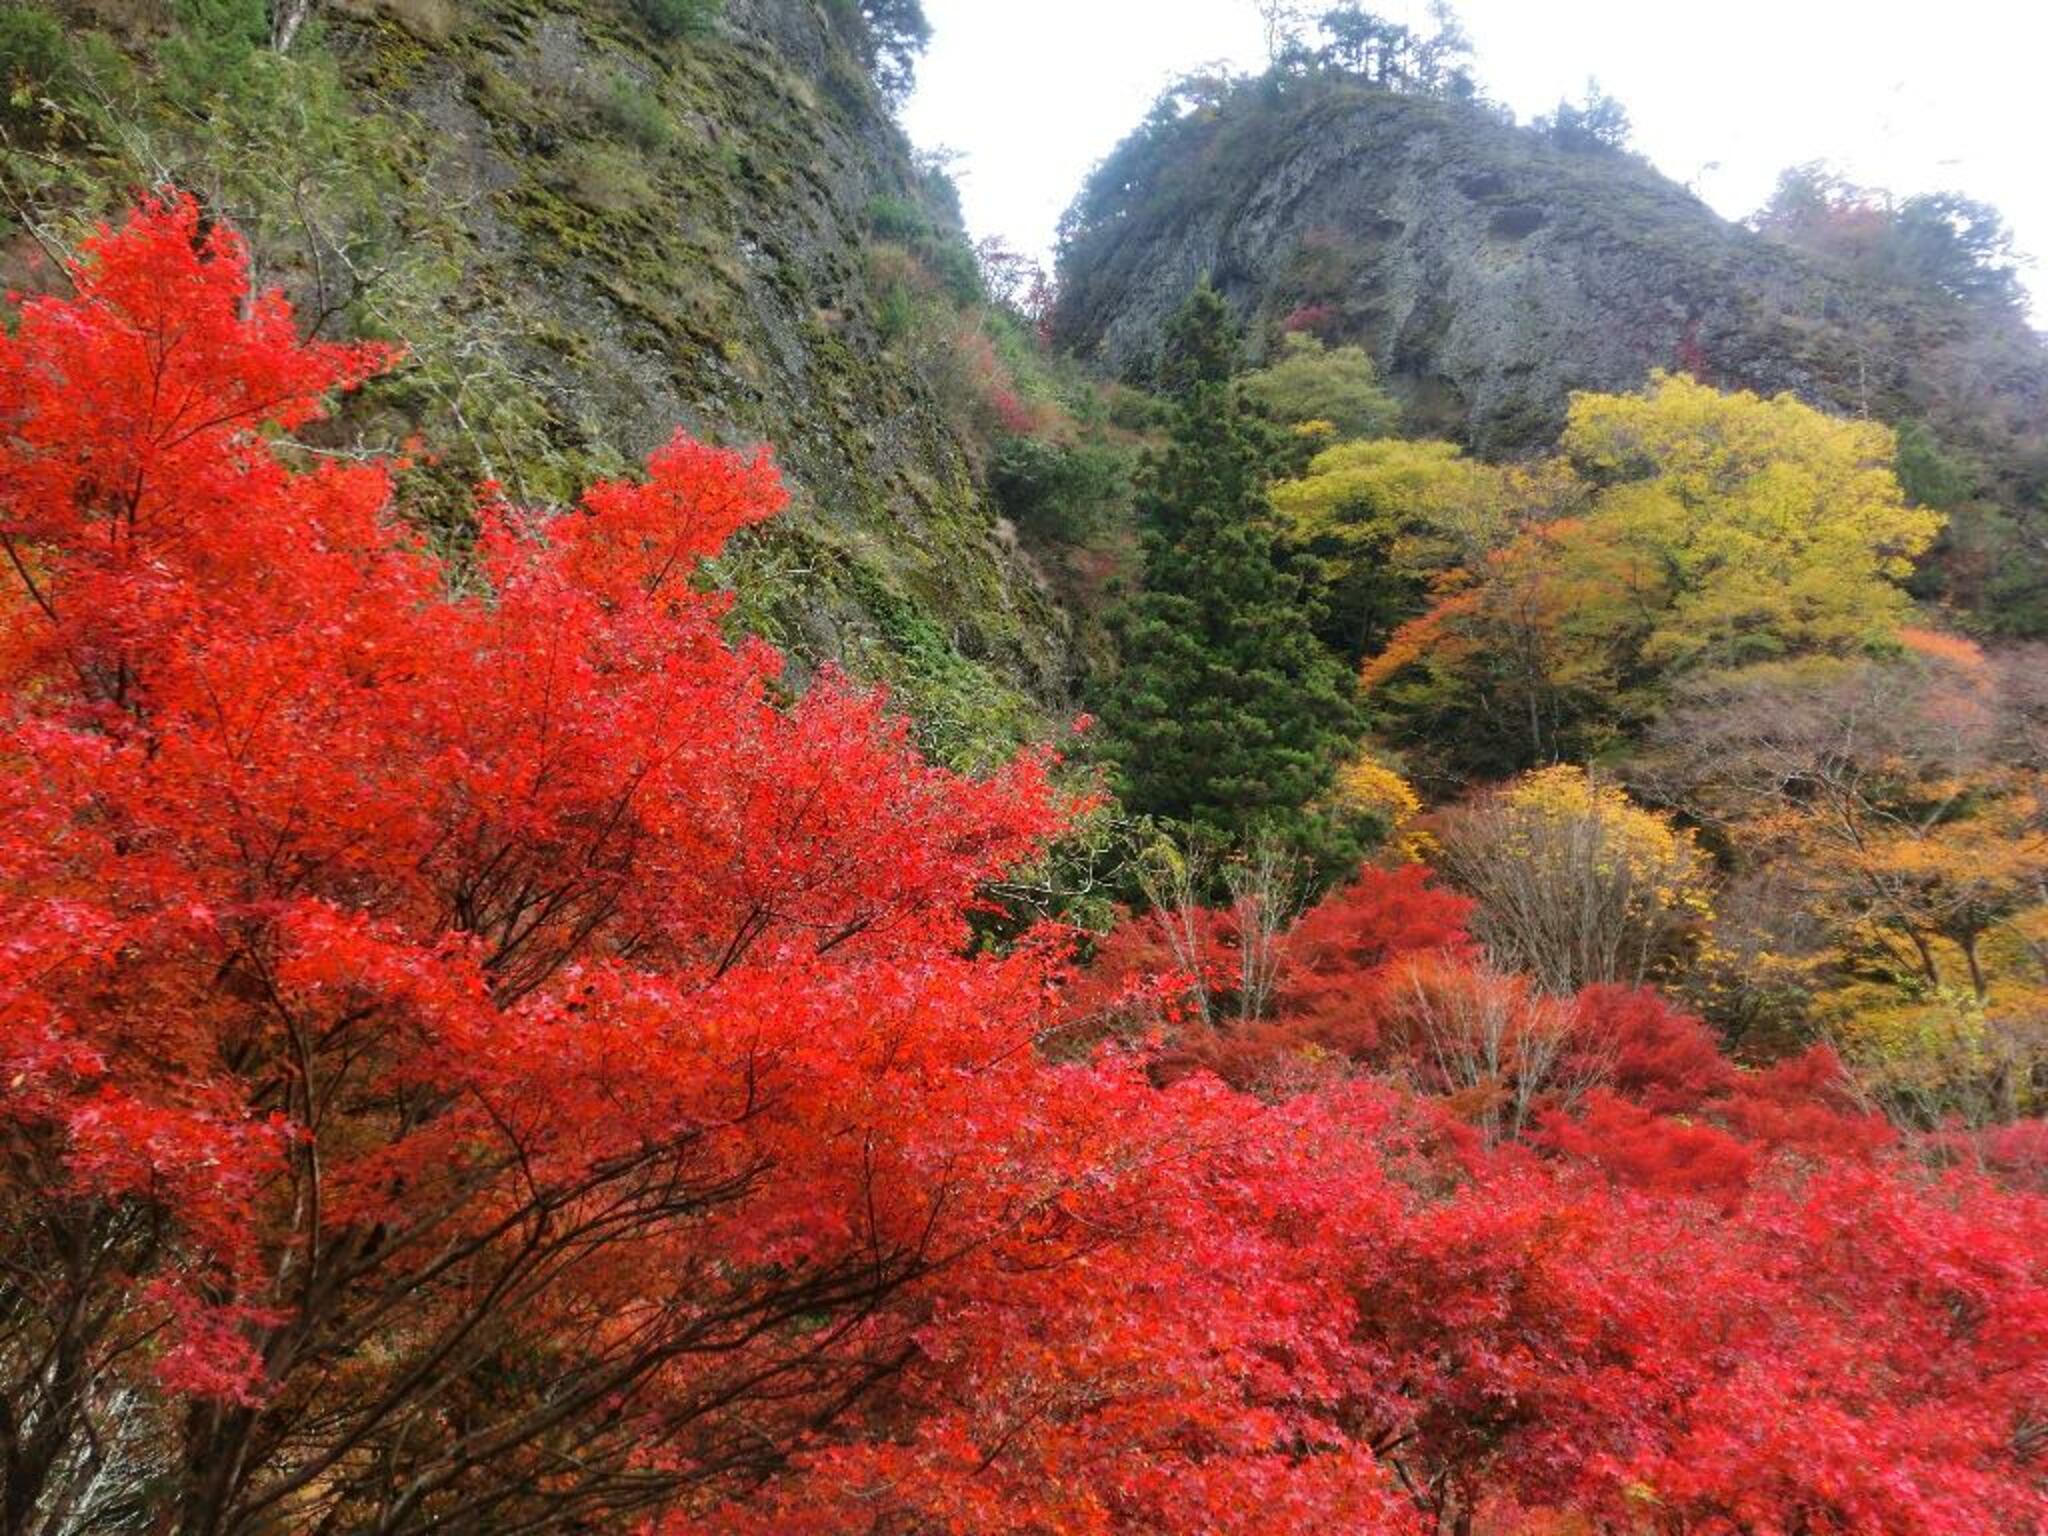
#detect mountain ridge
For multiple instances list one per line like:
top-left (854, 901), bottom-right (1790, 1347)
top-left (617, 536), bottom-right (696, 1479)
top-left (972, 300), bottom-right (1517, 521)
top-left (1051, 69), bottom-right (2048, 627)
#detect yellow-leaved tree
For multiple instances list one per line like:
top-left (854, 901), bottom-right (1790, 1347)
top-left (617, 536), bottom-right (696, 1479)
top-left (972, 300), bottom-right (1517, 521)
top-left (1362, 373), bottom-right (1944, 780)
top-left (1270, 437), bottom-right (1579, 662)
top-left (1434, 765), bottom-right (1714, 995)
top-left (1562, 371), bottom-right (1944, 670)
top-left (1325, 750), bottom-right (1430, 860)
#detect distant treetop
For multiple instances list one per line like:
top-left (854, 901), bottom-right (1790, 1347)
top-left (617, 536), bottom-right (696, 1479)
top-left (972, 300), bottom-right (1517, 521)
top-left (1533, 77), bottom-right (1633, 155)
top-left (842, 0), bottom-right (930, 105)
top-left (1754, 163), bottom-right (2029, 314)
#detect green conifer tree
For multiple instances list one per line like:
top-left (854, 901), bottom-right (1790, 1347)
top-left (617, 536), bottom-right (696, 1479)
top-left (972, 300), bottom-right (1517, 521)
top-left (1100, 284), bottom-right (1363, 876)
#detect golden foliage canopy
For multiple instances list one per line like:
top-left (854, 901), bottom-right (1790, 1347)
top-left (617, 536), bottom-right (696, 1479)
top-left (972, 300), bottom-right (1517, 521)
top-left (1360, 375), bottom-right (1945, 778)
top-left (1562, 372), bottom-right (1944, 670)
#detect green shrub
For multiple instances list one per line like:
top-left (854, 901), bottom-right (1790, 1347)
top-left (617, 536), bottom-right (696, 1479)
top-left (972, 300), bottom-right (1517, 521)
top-left (866, 244), bottom-right (927, 344)
top-left (1893, 420), bottom-right (1974, 510)
top-left (1104, 383), bottom-right (1168, 433)
top-left (598, 72), bottom-right (673, 152)
top-left (866, 194), bottom-right (929, 240)
top-left (925, 233), bottom-right (981, 306)
top-left (0, 6), bottom-right (67, 95)
top-left (630, 0), bottom-right (721, 42)
top-left (990, 437), bottom-right (1129, 544)
top-left (163, 0), bottom-right (269, 107)
top-left (367, 0), bottom-right (462, 42)
top-left (1240, 333), bottom-right (1399, 440)
top-left (865, 197), bottom-right (978, 301)
top-left (868, 603), bottom-right (1040, 773)
top-left (547, 143), bottom-right (657, 215)
top-left (0, 4), bottom-right (130, 140)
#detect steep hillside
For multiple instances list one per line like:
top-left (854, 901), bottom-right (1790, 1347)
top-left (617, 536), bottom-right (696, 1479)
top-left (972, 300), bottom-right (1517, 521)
top-left (1053, 71), bottom-right (2048, 628)
top-left (1, 0), bottom-right (1068, 764)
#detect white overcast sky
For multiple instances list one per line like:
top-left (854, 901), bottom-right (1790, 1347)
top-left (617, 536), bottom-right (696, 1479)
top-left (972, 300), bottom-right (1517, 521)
top-left (902, 0), bottom-right (2045, 319)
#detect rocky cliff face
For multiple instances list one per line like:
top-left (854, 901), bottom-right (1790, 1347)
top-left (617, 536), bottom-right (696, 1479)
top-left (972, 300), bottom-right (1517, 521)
top-left (1060, 86), bottom-right (1787, 447)
top-left (8, 0), bottom-right (1067, 763)
top-left (1054, 76), bottom-right (2048, 620)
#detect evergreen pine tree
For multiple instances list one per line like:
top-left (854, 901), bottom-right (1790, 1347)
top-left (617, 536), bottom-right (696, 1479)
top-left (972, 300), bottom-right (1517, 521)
top-left (1100, 283), bottom-right (1363, 874)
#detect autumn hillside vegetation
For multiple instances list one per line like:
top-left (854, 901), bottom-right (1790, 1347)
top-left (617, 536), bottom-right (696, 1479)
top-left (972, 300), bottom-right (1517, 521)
top-left (2, 192), bottom-right (2045, 1536)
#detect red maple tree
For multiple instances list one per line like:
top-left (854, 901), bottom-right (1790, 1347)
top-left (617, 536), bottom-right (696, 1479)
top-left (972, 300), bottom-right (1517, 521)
top-left (0, 193), bottom-right (1105, 1531)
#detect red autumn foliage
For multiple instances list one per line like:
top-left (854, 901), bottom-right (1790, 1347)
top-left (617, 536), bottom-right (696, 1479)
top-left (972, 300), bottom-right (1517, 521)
top-left (1282, 302), bottom-right (1341, 337)
top-left (1932, 1114), bottom-right (2048, 1191)
top-left (1716, 1044), bottom-right (1899, 1159)
top-left (1540, 990), bottom-right (1893, 1205)
top-left (1059, 864), bottom-right (1475, 1093)
top-left (1281, 864), bottom-right (1478, 1056)
top-left (0, 193), bottom-right (1137, 1530)
top-left (1344, 1150), bottom-right (2048, 1534)
top-left (1, 197), bottom-right (2044, 1536)
top-left (1674, 314), bottom-right (1711, 379)
top-left (1536, 1089), bottom-right (1760, 1204)
top-left (1059, 901), bottom-right (1245, 1032)
top-left (1571, 981), bottom-right (1735, 1111)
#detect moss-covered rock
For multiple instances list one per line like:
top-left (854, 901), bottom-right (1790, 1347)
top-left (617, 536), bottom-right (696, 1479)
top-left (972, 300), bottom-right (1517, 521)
top-left (4, 0), bottom-right (1071, 766)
